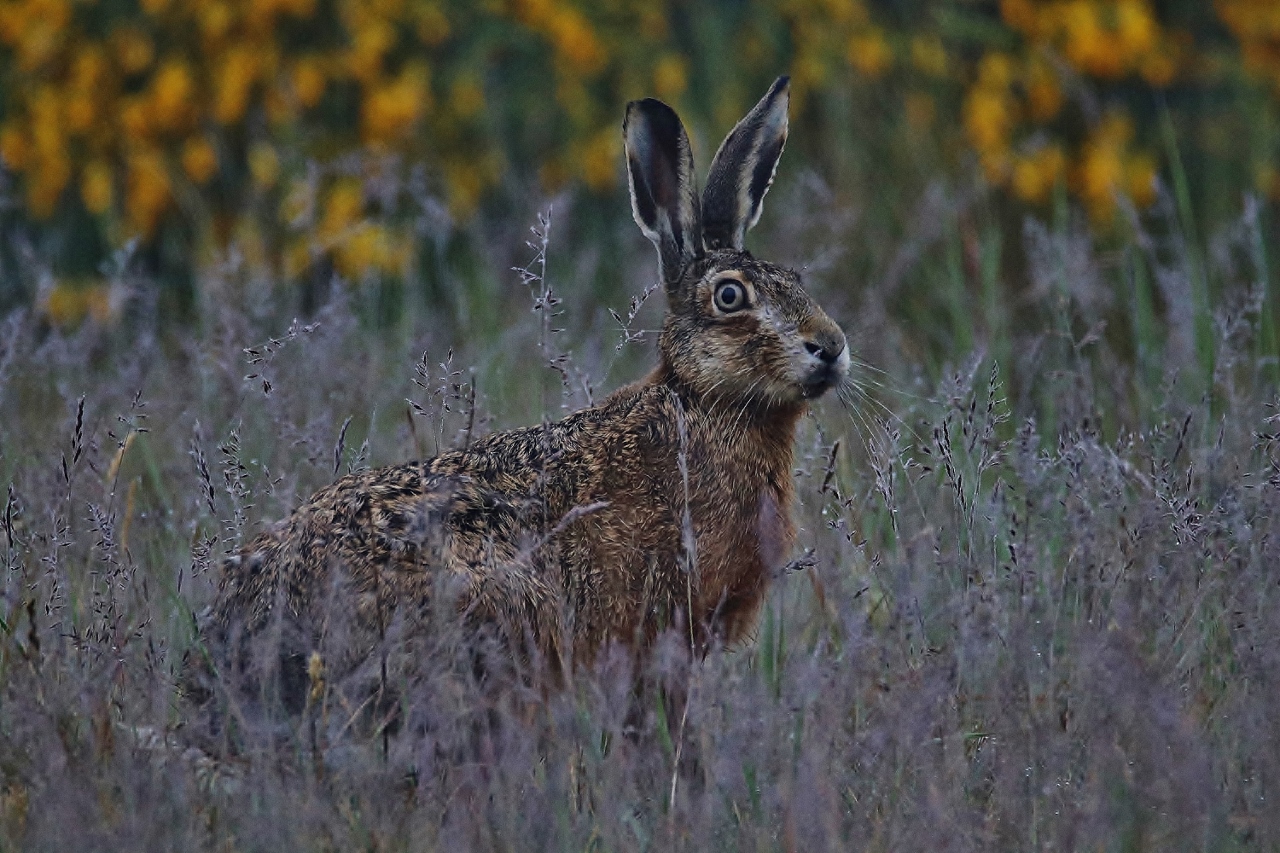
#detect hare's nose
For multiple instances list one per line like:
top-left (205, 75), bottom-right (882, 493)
top-left (804, 337), bottom-right (844, 365)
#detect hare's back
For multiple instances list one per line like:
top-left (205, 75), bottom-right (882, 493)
top-left (212, 461), bottom-right (496, 632)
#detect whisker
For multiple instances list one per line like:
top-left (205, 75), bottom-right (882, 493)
top-left (840, 379), bottom-right (922, 444)
top-left (835, 387), bottom-right (879, 456)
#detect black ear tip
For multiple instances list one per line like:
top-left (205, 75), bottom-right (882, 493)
top-left (626, 97), bottom-right (681, 127)
top-left (624, 98), bottom-right (687, 150)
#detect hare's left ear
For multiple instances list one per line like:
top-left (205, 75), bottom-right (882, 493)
top-left (701, 77), bottom-right (790, 251)
top-left (624, 98), bottom-right (702, 289)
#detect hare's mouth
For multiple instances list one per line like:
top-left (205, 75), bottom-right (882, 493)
top-left (800, 365), bottom-right (843, 399)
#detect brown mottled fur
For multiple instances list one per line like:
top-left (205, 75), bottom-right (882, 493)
top-left (204, 77), bottom-right (848, 699)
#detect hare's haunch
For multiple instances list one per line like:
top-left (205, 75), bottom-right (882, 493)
top-left (208, 76), bottom-right (848, 694)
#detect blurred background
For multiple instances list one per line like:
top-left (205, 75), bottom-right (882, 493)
top-left (0, 0), bottom-right (1276, 368)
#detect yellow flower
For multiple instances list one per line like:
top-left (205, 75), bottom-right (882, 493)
top-left (415, 3), bottom-right (449, 46)
top-left (28, 84), bottom-right (57, 139)
top-left (546, 7), bottom-right (605, 74)
top-left (653, 54), bottom-right (687, 99)
top-left (848, 27), bottom-right (892, 78)
top-left (910, 35), bottom-right (947, 78)
top-left (0, 125), bottom-right (29, 171)
top-left (28, 153), bottom-right (71, 219)
top-left (113, 27), bottom-right (155, 75)
top-left (1011, 144), bottom-right (1065, 204)
top-left (81, 160), bottom-right (114, 213)
top-left (32, 279), bottom-right (115, 329)
top-left (279, 177), bottom-right (314, 225)
top-left (963, 87), bottom-right (1016, 154)
top-left (126, 148), bottom-right (171, 237)
top-left (444, 160), bottom-right (483, 218)
top-left (292, 56), bottom-right (327, 108)
top-left (1025, 58), bottom-right (1063, 122)
top-left (247, 142), bottom-right (279, 189)
top-left (1115, 0), bottom-right (1156, 58)
top-left (70, 47), bottom-right (108, 91)
top-left (0, 4), bottom-right (24, 45)
top-left (1000, 0), bottom-right (1038, 36)
top-left (320, 179), bottom-right (363, 238)
top-left (1063, 0), bottom-right (1129, 78)
top-left (1126, 152), bottom-right (1158, 208)
top-left (281, 0), bottom-right (316, 18)
top-left (362, 67), bottom-right (428, 143)
top-left (151, 60), bottom-right (196, 132)
top-left (65, 94), bottom-right (97, 134)
top-left (181, 137), bottom-right (219, 184)
top-left (512, 0), bottom-right (552, 26)
top-left (119, 97), bottom-right (152, 140)
top-left (283, 239), bottom-right (312, 278)
top-left (1075, 115), bottom-right (1135, 222)
top-left (580, 126), bottom-right (617, 191)
top-left (977, 52), bottom-right (1015, 89)
top-left (348, 19), bottom-right (395, 83)
top-left (16, 10), bottom-right (67, 72)
top-left (214, 47), bottom-right (259, 124)
top-left (198, 0), bottom-right (234, 42)
top-left (44, 281), bottom-right (89, 327)
top-left (334, 222), bottom-right (405, 277)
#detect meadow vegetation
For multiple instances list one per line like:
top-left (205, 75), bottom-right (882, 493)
top-left (0, 183), bottom-right (1278, 849)
top-left (1, 0), bottom-right (1280, 850)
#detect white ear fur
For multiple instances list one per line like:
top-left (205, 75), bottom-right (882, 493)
top-left (623, 98), bottom-right (702, 287)
top-left (701, 77), bottom-right (790, 251)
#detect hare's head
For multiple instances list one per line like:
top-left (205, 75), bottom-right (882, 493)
top-left (624, 77), bottom-right (848, 411)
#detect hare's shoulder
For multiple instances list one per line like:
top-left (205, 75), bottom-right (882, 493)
top-left (448, 381), bottom-right (680, 467)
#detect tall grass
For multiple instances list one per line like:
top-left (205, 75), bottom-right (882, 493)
top-left (0, 175), bottom-right (1277, 851)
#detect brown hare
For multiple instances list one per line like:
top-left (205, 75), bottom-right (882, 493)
top-left (205, 76), bottom-right (848, 703)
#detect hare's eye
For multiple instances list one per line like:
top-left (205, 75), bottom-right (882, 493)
top-left (713, 279), bottom-right (747, 313)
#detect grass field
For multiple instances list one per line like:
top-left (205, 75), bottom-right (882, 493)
top-left (1, 174), bottom-right (1278, 851)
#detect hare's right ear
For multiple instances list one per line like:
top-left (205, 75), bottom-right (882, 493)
top-left (701, 76), bottom-right (789, 251)
top-left (624, 98), bottom-right (702, 289)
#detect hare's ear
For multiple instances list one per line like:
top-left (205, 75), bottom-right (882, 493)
top-left (701, 76), bottom-right (790, 251)
top-left (624, 98), bottom-right (702, 288)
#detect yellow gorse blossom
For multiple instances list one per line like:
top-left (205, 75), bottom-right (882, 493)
top-left (1012, 144), bottom-right (1065, 204)
top-left (1002, 0), bottom-right (1177, 83)
top-left (0, 0), bottom-right (1273, 288)
top-left (125, 148), bottom-right (171, 237)
top-left (181, 137), bottom-right (219, 184)
top-left (953, 0), bottom-right (1189, 220)
top-left (1072, 113), bottom-right (1155, 223)
top-left (1218, 0), bottom-right (1280, 92)
top-left (42, 280), bottom-right (116, 327)
top-left (151, 61), bottom-right (197, 133)
top-left (848, 27), bottom-right (892, 78)
top-left (363, 66), bottom-right (430, 144)
top-left (81, 160), bottom-right (114, 214)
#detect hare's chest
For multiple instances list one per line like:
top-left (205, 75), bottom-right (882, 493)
top-left (753, 488), bottom-right (790, 572)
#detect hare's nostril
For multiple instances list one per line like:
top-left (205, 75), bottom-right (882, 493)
top-left (805, 339), bottom-right (841, 365)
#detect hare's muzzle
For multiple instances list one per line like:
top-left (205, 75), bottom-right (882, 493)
top-left (799, 325), bottom-right (849, 398)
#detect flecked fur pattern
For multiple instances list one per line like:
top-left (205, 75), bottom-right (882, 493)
top-left (207, 76), bottom-right (849, 700)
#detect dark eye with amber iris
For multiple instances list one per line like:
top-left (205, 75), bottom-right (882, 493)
top-left (713, 279), bottom-right (747, 313)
